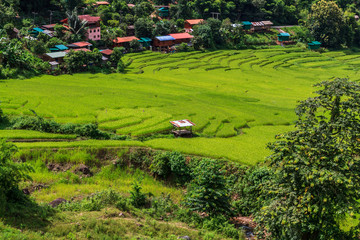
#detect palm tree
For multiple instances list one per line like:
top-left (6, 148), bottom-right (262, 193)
top-left (66, 8), bottom-right (88, 36)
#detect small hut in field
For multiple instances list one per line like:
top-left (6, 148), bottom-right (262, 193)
top-left (170, 119), bottom-right (196, 137)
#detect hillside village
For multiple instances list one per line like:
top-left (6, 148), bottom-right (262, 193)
top-left (1, 0), bottom-right (338, 77)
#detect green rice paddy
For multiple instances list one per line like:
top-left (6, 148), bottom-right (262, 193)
top-left (2, 47), bottom-right (360, 164)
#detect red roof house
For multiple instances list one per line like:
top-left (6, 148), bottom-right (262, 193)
top-left (184, 19), bottom-right (204, 31)
top-left (113, 36), bottom-right (139, 47)
top-left (169, 33), bottom-right (194, 44)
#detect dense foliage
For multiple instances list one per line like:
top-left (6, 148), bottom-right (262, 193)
top-left (184, 158), bottom-right (231, 216)
top-left (255, 78), bottom-right (360, 239)
top-left (0, 139), bottom-right (33, 214)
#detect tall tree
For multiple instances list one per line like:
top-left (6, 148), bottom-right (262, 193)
top-left (184, 158), bottom-right (231, 216)
top-left (255, 78), bottom-right (360, 240)
top-left (307, 0), bottom-right (346, 48)
top-left (65, 8), bottom-right (87, 36)
top-left (134, 18), bottom-right (154, 38)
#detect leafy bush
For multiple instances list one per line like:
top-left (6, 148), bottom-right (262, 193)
top-left (202, 215), bottom-right (242, 239)
top-left (233, 166), bottom-right (274, 216)
top-left (184, 158), bottom-right (231, 216)
top-left (147, 193), bottom-right (177, 220)
top-left (150, 151), bottom-right (171, 177)
top-left (129, 179), bottom-right (147, 208)
top-left (0, 139), bottom-right (33, 215)
top-left (150, 151), bottom-right (191, 184)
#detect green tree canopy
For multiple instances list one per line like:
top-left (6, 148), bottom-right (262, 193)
top-left (307, 0), bottom-right (346, 48)
top-left (184, 158), bottom-right (230, 216)
top-left (134, 18), bottom-right (154, 38)
top-left (255, 78), bottom-right (360, 240)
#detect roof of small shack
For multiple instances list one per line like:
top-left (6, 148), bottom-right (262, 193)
top-left (170, 119), bottom-right (196, 127)
top-left (278, 32), bottom-right (290, 37)
top-left (242, 21), bottom-right (252, 25)
top-left (46, 52), bottom-right (67, 58)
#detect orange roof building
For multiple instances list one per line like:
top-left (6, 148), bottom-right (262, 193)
top-left (184, 19), bottom-right (204, 31)
top-left (113, 36), bottom-right (139, 47)
top-left (169, 33), bottom-right (194, 44)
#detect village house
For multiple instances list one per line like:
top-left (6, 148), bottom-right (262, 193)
top-left (113, 36), bottom-right (139, 48)
top-left (169, 33), bottom-right (194, 45)
top-left (44, 52), bottom-right (67, 63)
top-left (184, 19), bottom-right (204, 32)
top-left (153, 35), bottom-right (175, 51)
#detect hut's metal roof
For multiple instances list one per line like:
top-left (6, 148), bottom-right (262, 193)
top-left (278, 32), bottom-right (290, 37)
top-left (170, 119), bottom-right (196, 128)
top-left (242, 21), bottom-right (252, 26)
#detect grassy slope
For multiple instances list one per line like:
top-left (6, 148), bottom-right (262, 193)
top-left (2, 47), bottom-right (360, 164)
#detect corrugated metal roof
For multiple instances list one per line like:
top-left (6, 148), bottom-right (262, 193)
top-left (49, 61), bottom-right (59, 65)
top-left (113, 36), bottom-right (139, 43)
top-left (262, 21), bottom-right (273, 26)
top-left (101, 49), bottom-right (113, 55)
top-left (68, 42), bottom-right (92, 47)
top-left (141, 37), bottom-right (152, 42)
top-left (278, 32), bottom-right (290, 37)
top-left (251, 22), bottom-right (264, 27)
top-left (169, 33), bottom-right (194, 40)
top-left (242, 21), bottom-right (252, 25)
top-left (46, 52), bottom-right (67, 59)
top-left (156, 35), bottom-right (175, 41)
top-left (55, 45), bottom-right (68, 50)
top-left (185, 19), bottom-right (204, 25)
top-left (33, 27), bottom-right (44, 32)
top-left (170, 119), bottom-right (196, 128)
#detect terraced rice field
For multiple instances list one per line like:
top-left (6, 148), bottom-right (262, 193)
top-left (2, 46), bottom-right (360, 164)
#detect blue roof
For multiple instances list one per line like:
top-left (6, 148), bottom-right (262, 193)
top-left (156, 36), bottom-right (175, 41)
top-left (278, 32), bottom-right (290, 37)
top-left (312, 41), bottom-right (321, 45)
top-left (159, 7), bottom-right (169, 11)
top-left (242, 21), bottom-right (252, 25)
top-left (55, 45), bottom-right (68, 50)
top-left (33, 28), bottom-right (44, 32)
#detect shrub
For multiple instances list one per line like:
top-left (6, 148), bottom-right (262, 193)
top-left (150, 151), bottom-right (171, 178)
top-left (129, 179), bottom-right (147, 208)
top-left (184, 158), bottom-right (231, 216)
top-left (232, 166), bottom-right (274, 216)
top-left (168, 151), bottom-right (191, 185)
